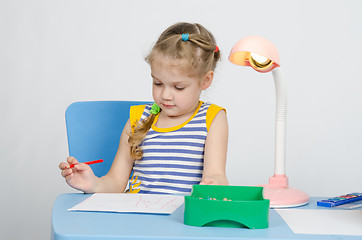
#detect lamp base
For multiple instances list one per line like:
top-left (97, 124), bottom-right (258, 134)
top-left (261, 175), bottom-right (309, 208)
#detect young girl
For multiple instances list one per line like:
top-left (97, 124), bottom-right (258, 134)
top-left (59, 22), bottom-right (228, 195)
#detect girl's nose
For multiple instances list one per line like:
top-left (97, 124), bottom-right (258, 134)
top-left (161, 87), bottom-right (173, 100)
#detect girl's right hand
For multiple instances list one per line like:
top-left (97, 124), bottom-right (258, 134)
top-left (59, 156), bottom-right (98, 193)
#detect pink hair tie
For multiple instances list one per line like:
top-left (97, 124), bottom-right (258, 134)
top-left (214, 45), bottom-right (219, 53)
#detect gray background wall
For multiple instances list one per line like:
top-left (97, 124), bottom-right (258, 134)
top-left (1, 0), bottom-right (361, 239)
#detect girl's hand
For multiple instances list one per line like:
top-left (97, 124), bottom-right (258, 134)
top-left (199, 174), bottom-right (228, 186)
top-left (59, 156), bottom-right (98, 193)
top-left (199, 178), bottom-right (214, 185)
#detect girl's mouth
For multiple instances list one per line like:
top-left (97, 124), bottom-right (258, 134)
top-left (162, 103), bottom-right (174, 108)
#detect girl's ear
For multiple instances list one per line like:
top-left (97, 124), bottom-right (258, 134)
top-left (201, 71), bottom-right (214, 90)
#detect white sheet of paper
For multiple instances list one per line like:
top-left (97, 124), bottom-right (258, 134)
top-left (68, 193), bottom-right (184, 214)
top-left (277, 209), bottom-right (362, 236)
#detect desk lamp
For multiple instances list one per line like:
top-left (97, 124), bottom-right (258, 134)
top-left (229, 36), bottom-right (309, 208)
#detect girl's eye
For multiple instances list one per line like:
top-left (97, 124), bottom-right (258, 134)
top-left (154, 82), bottom-right (162, 86)
top-left (175, 86), bottom-right (185, 90)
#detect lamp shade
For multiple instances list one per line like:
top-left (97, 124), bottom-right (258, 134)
top-left (229, 36), bottom-right (280, 73)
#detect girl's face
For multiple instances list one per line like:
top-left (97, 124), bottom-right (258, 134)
top-left (150, 55), bottom-right (212, 120)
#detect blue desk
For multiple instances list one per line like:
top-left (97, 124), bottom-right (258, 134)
top-left (51, 193), bottom-right (361, 240)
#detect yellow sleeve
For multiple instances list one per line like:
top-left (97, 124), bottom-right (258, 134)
top-left (130, 105), bottom-right (146, 132)
top-left (206, 104), bottom-right (226, 132)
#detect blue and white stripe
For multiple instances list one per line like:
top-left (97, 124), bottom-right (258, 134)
top-left (132, 102), bottom-right (211, 195)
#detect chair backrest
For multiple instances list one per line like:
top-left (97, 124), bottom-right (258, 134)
top-left (65, 101), bottom-right (151, 177)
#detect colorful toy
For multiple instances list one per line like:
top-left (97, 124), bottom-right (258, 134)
top-left (317, 193), bottom-right (362, 207)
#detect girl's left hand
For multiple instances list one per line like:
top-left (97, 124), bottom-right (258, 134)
top-left (199, 179), bottom-right (214, 185)
top-left (199, 175), bottom-right (228, 185)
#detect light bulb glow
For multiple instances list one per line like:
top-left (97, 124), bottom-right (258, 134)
top-left (250, 52), bottom-right (269, 65)
top-left (249, 52), bottom-right (274, 72)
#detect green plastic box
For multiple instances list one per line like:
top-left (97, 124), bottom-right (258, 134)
top-left (184, 185), bottom-right (270, 229)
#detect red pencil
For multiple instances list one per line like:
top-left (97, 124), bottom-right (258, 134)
top-left (68, 159), bottom-right (103, 168)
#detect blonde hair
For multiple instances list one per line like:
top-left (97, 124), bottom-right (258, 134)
top-left (129, 22), bottom-right (221, 159)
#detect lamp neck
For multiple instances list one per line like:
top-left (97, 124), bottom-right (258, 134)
top-left (272, 68), bottom-right (287, 122)
top-left (272, 67), bottom-right (287, 176)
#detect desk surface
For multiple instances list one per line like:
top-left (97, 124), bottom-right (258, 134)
top-left (51, 193), bottom-right (361, 240)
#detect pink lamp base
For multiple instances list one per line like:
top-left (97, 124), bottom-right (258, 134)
top-left (261, 175), bottom-right (309, 208)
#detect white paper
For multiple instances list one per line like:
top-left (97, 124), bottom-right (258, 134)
top-left (68, 193), bottom-right (184, 214)
top-left (277, 209), bottom-right (362, 236)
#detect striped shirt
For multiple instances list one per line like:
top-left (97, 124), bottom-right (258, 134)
top-left (129, 101), bottom-right (224, 195)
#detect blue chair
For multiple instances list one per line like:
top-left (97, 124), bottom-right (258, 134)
top-left (65, 101), bottom-right (151, 177)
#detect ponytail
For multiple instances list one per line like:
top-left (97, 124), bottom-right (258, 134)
top-left (128, 103), bottom-right (160, 159)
